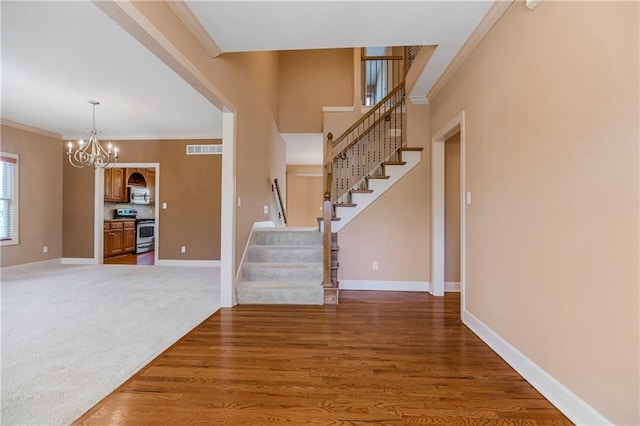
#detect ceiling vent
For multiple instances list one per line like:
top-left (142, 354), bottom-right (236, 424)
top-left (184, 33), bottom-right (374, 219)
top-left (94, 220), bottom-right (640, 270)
top-left (186, 144), bottom-right (223, 155)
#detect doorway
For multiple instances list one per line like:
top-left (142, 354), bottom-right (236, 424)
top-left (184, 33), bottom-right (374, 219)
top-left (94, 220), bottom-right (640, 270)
top-left (95, 163), bottom-right (159, 266)
top-left (432, 112), bottom-right (466, 312)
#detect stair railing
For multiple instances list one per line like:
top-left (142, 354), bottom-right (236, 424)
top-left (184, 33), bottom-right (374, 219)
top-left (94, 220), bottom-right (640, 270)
top-left (272, 178), bottom-right (287, 225)
top-left (330, 80), bottom-right (406, 205)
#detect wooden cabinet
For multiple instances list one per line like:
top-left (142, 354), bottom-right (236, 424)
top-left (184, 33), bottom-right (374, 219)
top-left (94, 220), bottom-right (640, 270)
top-left (145, 169), bottom-right (156, 202)
top-left (126, 168), bottom-right (147, 187)
top-left (104, 220), bottom-right (136, 258)
top-left (123, 221), bottom-right (136, 253)
top-left (104, 168), bottom-right (126, 202)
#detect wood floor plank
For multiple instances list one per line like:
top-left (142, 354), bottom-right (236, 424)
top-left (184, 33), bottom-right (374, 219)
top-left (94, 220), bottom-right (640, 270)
top-left (74, 291), bottom-right (571, 425)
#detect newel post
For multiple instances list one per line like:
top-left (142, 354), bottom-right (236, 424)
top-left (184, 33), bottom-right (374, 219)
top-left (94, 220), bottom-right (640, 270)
top-left (322, 133), bottom-right (333, 287)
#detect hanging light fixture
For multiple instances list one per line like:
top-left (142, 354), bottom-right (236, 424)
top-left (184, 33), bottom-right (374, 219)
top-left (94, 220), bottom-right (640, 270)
top-left (66, 100), bottom-right (118, 168)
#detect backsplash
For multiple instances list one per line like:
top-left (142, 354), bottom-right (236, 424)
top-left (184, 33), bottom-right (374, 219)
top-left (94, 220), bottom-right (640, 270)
top-left (104, 202), bottom-right (155, 220)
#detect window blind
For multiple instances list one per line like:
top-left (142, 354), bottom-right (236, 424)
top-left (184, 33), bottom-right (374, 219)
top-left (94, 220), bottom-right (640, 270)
top-left (0, 155), bottom-right (17, 241)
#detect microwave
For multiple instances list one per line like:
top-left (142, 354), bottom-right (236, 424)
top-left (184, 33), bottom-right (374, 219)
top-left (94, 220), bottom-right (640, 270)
top-left (129, 187), bottom-right (150, 204)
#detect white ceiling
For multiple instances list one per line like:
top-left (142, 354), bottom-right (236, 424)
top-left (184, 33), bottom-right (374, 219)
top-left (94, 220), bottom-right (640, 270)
top-left (186, 1), bottom-right (494, 100)
top-left (1, 1), bottom-right (222, 140)
top-left (1, 1), bottom-right (493, 145)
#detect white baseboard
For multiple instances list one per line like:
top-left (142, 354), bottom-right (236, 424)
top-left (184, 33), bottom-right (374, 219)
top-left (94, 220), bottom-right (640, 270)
top-left (61, 258), bottom-right (98, 265)
top-left (340, 280), bottom-right (429, 292)
top-left (462, 309), bottom-right (611, 426)
top-left (2, 258), bottom-right (64, 270)
top-left (445, 281), bottom-right (461, 292)
top-left (156, 260), bottom-right (220, 267)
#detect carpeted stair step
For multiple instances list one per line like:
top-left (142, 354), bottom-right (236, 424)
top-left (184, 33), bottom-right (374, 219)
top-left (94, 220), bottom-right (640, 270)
top-left (236, 280), bottom-right (324, 305)
top-left (254, 228), bottom-right (321, 246)
top-left (247, 245), bottom-right (322, 263)
top-left (242, 262), bottom-right (322, 281)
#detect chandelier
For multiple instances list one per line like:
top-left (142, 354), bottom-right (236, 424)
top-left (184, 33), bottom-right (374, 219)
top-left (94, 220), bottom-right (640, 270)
top-left (66, 100), bottom-right (118, 168)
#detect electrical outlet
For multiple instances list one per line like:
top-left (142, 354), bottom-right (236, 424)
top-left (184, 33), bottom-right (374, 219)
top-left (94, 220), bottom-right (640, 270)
top-left (372, 261), bottom-right (379, 271)
top-left (162, 202), bottom-right (167, 209)
top-left (264, 205), bottom-right (269, 214)
top-left (42, 246), bottom-right (48, 254)
top-left (181, 246), bottom-right (186, 253)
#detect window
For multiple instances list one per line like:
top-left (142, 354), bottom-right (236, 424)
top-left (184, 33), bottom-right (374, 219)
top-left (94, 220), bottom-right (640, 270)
top-left (0, 153), bottom-right (19, 246)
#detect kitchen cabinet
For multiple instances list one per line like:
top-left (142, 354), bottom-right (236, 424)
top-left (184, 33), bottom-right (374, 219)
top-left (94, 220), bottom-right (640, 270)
top-left (126, 168), bottom-right (147, 187)
top-left (104, 168), bottom-right (126, 202)
top-left (123, 221), bottom-right (136, 253)
top-left (145, 169), bottom-right (156, 202)
top-left (104, 220), bottom-right (136, 258)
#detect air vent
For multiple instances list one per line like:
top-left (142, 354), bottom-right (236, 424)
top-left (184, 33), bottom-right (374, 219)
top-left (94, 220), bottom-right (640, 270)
top-left (186, 144), bottom-right (223, 155)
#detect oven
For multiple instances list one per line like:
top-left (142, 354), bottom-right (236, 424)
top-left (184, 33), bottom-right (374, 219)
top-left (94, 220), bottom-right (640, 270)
top-left (136, 219), bottom-right (155, 254)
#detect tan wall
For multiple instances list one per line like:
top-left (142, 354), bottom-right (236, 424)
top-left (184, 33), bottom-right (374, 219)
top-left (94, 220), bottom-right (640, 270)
top-left (88, 1), bottom-right (286, 269)
top-left (286, 172), bottom-right (323, 228)
top-left (62, 139), bottom-right (222, 260)
top-left (444, 132), bottom-right (460, 282)
top-left (430, 2), bottom-right (639, 424)
top-left (279, 49), bottom-right (354, 133)
top-left (0, 125), bottom-right (63, 267)
top-left (338, 103), bottom-right (431, 282)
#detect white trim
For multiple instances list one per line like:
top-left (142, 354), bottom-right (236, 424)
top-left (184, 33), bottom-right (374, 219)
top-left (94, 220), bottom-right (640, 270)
top-left (340, 280), bottom-right (429, 292)
top-left (166, 1), bottom-right (222, 58)
top-left (2, 259), bottom-right (63, 270)
top-left (431, 141), bottom-right (445, 297)
top-left (427, 1), bottom-right (513, 102)
top-left (235, 221), bottom-right (275, 282)
top-left (445, 281), bottom-right (461, 292)
top-left (322, 106), bottom-right (355, 112)
top-left (463, 309), bottom-right (612, 426)
top-left (0, 152), bottom-right (19, 246)
top-left (220, 111), bottom-right (236, 308)
top-left (61, 258), bottom-right (98, 265)
top-left (1, 119), bottom-right (62, 140)
top-left (432, 112), bottom-right (466, 304)
top-left (408, 95), bottom-right (429, 105)
top-left (156, 259), bottom-right (220, 267)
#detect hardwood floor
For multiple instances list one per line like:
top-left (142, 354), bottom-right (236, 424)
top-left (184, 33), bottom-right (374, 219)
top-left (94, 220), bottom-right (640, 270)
top-left (103, 251), bottom-right (155, 265)
top-left (74, 291), bottom-right (570, 425)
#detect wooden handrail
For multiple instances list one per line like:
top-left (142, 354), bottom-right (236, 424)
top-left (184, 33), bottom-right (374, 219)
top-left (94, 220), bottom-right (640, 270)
top-left (361, 55), bottom-right (403, 61)
top-left (272, 178), bottom-right (287, 225)
top-left (332, 81), bottom-right (405, 152)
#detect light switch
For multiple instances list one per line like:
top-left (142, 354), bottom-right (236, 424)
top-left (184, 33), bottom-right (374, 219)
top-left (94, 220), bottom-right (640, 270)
top-left (466, 192), bottom-right (472, 205)
top-left (237, 197), bottom-right (241, 207)
top-left (162, 202), bottom-right (167, 209)
top-left (263, 205), bottom-right (269, 214)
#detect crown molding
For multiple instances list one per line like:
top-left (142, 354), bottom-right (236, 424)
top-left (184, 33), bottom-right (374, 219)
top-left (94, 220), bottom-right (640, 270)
top-left (166, 1), bottom-right (222, 58)
top-left (62, 132), bottom-right (223, 141)
top-left (427, 0), bottom-right (514, 103)
top-left (408, 95), bottom-right (429, 105)
top-left (1, 119), bottom-right (62, 139)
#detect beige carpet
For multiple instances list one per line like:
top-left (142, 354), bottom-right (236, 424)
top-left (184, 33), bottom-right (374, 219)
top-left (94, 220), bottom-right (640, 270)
top-left (1, 262), bottom-right (220, 425)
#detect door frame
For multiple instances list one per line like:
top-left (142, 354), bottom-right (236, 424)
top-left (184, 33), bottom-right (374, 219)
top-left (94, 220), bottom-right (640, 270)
top-left (431, 111), bottom-right (466, 313)
top-left (94, 163), bottom-right (160, 265)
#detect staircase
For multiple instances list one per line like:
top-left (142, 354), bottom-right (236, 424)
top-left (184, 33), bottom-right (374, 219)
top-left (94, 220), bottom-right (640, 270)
top-left (236, 228), bottom-right (324, 305)
top-left (237, 47), bottom-right (424, 306)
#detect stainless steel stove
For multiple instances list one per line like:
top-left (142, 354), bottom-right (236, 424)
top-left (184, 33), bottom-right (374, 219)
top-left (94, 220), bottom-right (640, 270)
top-left (114, 208), bottom-right (155, 254)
